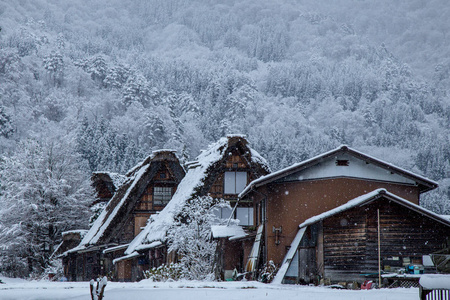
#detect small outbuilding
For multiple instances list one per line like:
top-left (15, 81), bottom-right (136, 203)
top-left (274, 189), bottom-right (450, 284)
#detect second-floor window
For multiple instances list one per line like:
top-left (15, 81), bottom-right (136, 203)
top-left (224, 171), bottom-right (247, 194)
top-left (153, 186), bottom-right (172, 205)
top-left (236, 207), bottom-right (253, 226)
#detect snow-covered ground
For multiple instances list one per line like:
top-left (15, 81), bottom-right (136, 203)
top-left (0, 277), bottom-right (418, 300)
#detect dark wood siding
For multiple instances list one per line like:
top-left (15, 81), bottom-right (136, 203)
top-left (322, 199), bottom-right (450, 282)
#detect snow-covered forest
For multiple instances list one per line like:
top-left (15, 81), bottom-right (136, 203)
top-left (0, 0), bottom-right (449, 276)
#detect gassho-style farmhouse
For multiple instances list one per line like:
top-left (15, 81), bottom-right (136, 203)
top-left (58, 135), bottom-right (450, 285)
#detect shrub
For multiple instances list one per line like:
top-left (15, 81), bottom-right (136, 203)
top-left (143, 263), bottom-right (183, 282)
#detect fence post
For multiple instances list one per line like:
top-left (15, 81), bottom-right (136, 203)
top-left (90, 276), bottom-right (107, 300)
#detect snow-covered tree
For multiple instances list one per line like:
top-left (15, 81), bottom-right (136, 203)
top-left (0, 138), bottom-right (93, 277)
top-left (0, 106), bottom-right (14, 138)
top-left (43, 51), bottom-right (64, 87)
top-left (0, 0), bottom-right (449, 218)
top-left (167, 196), bottom-right (231, 281)
top-left (123, 74), bottom-right (155, 107)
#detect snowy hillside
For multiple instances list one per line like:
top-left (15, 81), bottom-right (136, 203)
top-left (0, 0), bottom-right (449, 277)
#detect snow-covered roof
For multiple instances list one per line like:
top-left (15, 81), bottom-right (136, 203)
top-left (420, 274), bottom-right (450, 290)
top-left (103, 244), bottom-right (129, 254)
top-left (65, 150), bottom-right (183, 254)
top-left (211, 225), bottom-right (247, 239)
top-left (61, 230), bottom-right (88, 238)
top-left (273, 190), bottom-right (450, 285)
top-left (299, 189), bottom-right (450, 229)
top-left (92, 171), bottom-right (127, 190)
top-left (240, 145), bottom-right (438, 198)
top-left (440, 215), bottom-right (450, 222)
top-left (124, 135), bottom-right (269, 256)
top-left (112, 252), bottom-right (140, 264)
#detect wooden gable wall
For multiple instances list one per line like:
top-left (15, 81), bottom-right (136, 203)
top-left (133, 162), bottom-right (180, 236)
top-left (203, 143), bottom-right (266, 202)
top-left (105, 159), bottom-right (184, 245)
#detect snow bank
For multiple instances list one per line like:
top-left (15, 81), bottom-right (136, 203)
top-left (0, 277), bottom-right (419, 300)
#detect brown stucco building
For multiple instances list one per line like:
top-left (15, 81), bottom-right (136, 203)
top-left (240, 145), bottom-right (448, 284)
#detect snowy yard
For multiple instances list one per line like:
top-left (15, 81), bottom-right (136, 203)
top-left (0, 277), bottom-right (418, 300)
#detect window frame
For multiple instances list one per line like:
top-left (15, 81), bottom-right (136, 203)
top-left (153, 186), bottom-right (172, 206)
top-left (224, 171), bottom-right (248, 195)
top-left (236, 206), bottom-right (254, 226)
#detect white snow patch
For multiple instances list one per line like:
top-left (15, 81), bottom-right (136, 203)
top-left (420, 274), bottom-right (450, 290)
top-left (61, 229), bottom-right (88, 237)
top-left (0, 277), bottom-right (419, 300)
top-left (211, 225), bottom-right (247, 239)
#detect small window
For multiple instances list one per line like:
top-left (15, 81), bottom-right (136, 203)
top-left (160, 173), bottom-right (166, 179)
top-left (336, 160), bottom-right (349, 166)
top-left (236, 207), bottom-right (253, 226)
top-left (214, 206), bottom-right (233, 221)
top-left (224, 171), bottom-right (247, 194)
top-left (153, 187), bottom-right (172, 205)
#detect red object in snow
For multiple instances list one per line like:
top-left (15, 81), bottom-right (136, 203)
top-left (361, 280), bottom-right (373, 289)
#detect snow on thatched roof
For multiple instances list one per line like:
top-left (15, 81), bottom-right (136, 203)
top-left (66, 150), bottom-right (183, 254)
top-left (124, 135), bottom-right (269, 256)
top-left (62, 230), bottom-right (88, 239)
top-left (92, 171), bottom-right (127, 190)
top-left (240, 145), bottom-right (438, 198)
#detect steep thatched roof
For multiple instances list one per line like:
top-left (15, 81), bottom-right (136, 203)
top-left (124, 135), bottom-right (270, 256)
top-left (66, 150), bottom-right (185, 254)
top-left (91, 171), bottom-right (127, 205)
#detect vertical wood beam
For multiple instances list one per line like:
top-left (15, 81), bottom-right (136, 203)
top-left (378, 208), bottom-right (381, 287)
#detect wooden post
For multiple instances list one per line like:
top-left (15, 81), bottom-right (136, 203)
top-left (377, 208), bottom-right (381, 287)
top-left (89, 279), bottom-right (96, 300)
top-left (97, 276), bottom-right (107, 300)
top-left (89, 276), bottom-right (107, 300)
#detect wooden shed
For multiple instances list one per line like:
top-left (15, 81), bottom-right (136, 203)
top-left (276, 189), bottom-right (450, 284)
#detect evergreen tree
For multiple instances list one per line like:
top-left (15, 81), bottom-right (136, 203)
top-left (0, 138), bottom-right (93, 277)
